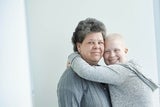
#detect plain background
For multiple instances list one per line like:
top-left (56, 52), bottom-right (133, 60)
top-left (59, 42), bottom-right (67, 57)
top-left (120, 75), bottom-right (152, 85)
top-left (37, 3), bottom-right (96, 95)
top-left (0, 0), bottom-right (32, 107)
top-left (1, 0), bottom-right (159, 107)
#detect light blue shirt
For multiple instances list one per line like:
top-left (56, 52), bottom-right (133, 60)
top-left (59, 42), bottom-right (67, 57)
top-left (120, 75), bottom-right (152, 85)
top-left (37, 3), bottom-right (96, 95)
top-left (57, 67), bottom-right (112, 107)
top-left (68, 53), bottom-right (159, 107)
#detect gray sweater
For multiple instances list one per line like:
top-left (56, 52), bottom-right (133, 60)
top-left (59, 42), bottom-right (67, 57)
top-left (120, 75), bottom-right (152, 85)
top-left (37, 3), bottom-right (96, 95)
top-left (68, 53), bottom-right (159, 107)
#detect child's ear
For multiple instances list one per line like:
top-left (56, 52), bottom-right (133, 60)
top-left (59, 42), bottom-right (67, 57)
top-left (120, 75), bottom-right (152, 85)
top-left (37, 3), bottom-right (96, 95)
top-left (125, 48), bottom-right (128, 53)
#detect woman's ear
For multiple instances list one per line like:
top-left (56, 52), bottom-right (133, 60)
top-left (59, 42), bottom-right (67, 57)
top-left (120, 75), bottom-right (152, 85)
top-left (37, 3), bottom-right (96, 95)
top-left (76, 43), bottom-right (81, 53)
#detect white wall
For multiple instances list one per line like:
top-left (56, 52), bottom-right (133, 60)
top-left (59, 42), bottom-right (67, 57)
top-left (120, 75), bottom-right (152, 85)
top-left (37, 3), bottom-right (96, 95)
top-left (0, 0), bottom-right (33, 107)
top-left (25, 0), bottom-right (159, 107)
top-left (154, 0), bottom-right (160, 83)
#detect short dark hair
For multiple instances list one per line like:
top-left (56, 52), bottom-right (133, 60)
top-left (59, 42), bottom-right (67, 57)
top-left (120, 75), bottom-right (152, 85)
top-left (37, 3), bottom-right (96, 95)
top-left (72, 18), bottom-right (107, 52)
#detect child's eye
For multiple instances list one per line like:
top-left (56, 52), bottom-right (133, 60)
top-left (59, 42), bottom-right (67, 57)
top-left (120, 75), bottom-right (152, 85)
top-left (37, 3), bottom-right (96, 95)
top-left (105, 50), bottom-right (110, 53)
top-left (114, 49), bottom-right (120, 52)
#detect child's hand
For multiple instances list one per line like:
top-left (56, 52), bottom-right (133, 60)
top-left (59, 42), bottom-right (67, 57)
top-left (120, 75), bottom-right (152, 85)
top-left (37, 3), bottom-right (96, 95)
top-left (67, 52), bottom-right (80, 68)
top-left (66, 61), bottom-right (71, 68)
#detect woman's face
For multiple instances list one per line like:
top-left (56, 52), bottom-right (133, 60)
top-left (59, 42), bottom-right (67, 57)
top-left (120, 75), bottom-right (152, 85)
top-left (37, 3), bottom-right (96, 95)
top-left (77, 32), bottom-right (104, 65)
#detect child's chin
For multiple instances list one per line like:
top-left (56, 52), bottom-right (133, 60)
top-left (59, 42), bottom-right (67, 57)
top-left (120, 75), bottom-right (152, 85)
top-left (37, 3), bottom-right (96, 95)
top-left (110, 61), bottom-right (119, 65)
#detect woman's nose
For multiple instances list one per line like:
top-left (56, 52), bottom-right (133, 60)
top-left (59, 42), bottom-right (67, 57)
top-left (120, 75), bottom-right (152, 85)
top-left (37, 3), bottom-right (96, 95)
top-left (93, 42), bottom-right (100, 48)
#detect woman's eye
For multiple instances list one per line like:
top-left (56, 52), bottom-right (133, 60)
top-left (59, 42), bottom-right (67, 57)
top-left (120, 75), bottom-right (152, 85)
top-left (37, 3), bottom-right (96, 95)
top-left (88, 42), bottom-right (93, 44)
top-left (98, 42), bottom-right (104, 45)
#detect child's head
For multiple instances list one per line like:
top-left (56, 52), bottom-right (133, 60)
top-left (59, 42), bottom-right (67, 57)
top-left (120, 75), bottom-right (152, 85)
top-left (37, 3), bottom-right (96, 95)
top-left (103, 33), bottom-right (128, 65)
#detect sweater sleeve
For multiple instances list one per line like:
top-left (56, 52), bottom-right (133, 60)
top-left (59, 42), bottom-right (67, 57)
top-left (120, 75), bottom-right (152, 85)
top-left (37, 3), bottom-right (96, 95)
top-left (68, 53), bottom-right (128, 85)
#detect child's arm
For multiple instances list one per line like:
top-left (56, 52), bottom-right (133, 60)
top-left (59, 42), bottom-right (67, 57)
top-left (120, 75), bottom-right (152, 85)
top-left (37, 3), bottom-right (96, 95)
top-left (68, 52), bottom-right (128, 85)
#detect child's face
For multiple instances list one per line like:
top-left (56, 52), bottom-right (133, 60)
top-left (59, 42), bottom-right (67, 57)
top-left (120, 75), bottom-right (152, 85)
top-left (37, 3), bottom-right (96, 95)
top-left (103, 39), bottom-right (128, 65)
